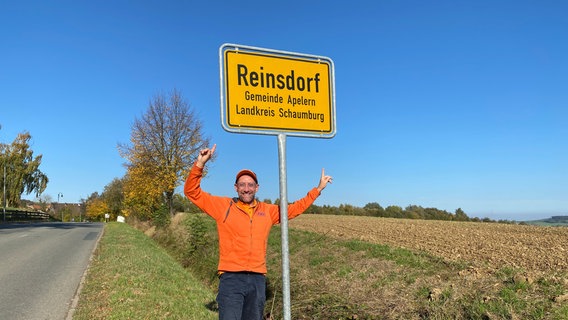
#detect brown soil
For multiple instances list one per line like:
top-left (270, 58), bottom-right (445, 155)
top-left (289, 215), bottom-right (568, 273)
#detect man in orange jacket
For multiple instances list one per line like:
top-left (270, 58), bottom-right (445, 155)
top-left (184, 144), bottom-right (332, 320)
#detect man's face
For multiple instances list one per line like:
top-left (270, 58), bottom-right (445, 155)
top-left (234, 175), bottom-right (259, 204)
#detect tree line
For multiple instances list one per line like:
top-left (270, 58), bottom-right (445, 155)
top-left (303, 203), bottom-right (509, 223)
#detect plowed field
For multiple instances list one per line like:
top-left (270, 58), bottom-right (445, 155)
top-left (289, 215), bottom-right (568, 273)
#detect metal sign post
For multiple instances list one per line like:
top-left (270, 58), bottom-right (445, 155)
top-left (220, 44), bottom-right (335, 319)
top-left (277, 133), bottom-right (291, 320)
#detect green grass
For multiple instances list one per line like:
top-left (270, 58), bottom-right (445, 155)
top-left (73, 222), bottom-right (216, 320)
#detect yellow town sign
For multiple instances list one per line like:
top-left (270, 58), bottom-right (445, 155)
top-left (220, 44), bottom-right (336, 138)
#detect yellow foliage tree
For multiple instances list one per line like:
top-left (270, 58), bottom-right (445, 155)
top-left (122, 162), bottom-right (164, 219)
top-left (86, 198), bottom-right (109, 221)
top-left (118, 89), bottom-right (211, 218)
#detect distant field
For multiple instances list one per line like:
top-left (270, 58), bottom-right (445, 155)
top-left (526, 221), bottom-right (568, 227)
top-left (524, 217), bottom-right (568, 227)
top-left (289, 215), bottom-right (568, 273)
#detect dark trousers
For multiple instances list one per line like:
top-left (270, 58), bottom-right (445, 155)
top-left (217, 272), bottom-right (266, 320)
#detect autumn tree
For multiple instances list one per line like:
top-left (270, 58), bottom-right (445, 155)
top-left (103, 177), bottom-right (124, 217)
top-left (0, 131), bottom-right (48, 207)
top-left (118, 89), bottom-right (211, 218)
top-left (85, 192), bottom-right (109, 221)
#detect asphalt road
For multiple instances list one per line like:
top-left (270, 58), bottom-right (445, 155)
top-left (0, 222), bottom-right (103, 320)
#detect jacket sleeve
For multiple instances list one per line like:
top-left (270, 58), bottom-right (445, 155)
top-left (270, 187), bottom-right (320, 223)
top-left (184, 162), bottom-right (231, 221)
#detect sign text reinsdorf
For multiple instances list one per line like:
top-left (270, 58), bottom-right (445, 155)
top-left (220, 44), bottom-right (335, 137)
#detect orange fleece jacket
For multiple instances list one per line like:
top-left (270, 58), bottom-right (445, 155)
top-left (184, 163), bottom-right (320, 274)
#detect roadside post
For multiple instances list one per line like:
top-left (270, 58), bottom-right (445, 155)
top-left (220, 43), bottom-right (336, 319)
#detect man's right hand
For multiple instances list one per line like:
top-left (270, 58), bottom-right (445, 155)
top-left (196, 144), bottom-right (216, 168)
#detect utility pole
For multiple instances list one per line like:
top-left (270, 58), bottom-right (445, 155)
top-left (3, 163), bottom-right (5, 222)
top-left (58, 192), bottom-right (63, 221)
top-left (1, 123), bottom-right (5, 222)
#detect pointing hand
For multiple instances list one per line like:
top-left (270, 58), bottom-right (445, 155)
top-left (197, 144), bottom-right (216, 168)
top-left (317, 168), bottom-right (332, 192)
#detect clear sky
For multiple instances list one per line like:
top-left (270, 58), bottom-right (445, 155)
top-left (1, 1), bottom-right (567, 221)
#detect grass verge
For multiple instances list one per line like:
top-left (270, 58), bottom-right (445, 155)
top-left (73, 222), bottom-right (217, 320)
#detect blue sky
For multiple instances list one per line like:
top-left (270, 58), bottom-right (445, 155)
top-left (1, 1), bottom-right (567, 221)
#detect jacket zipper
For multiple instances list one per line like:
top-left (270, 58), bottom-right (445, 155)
top-left (234, 203), bottom-right (255, 270)
top-left (248, 214), bottom-right (254, 269)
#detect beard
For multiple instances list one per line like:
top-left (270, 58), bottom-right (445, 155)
top-left (238, 192), bottom-right (256, 204)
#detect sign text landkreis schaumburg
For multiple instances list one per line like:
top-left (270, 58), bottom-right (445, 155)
top-left (235, 64), bottom-right (326, 124)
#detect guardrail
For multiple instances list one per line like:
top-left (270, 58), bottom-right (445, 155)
top-left (2, 209), bottom-right (51, 221)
